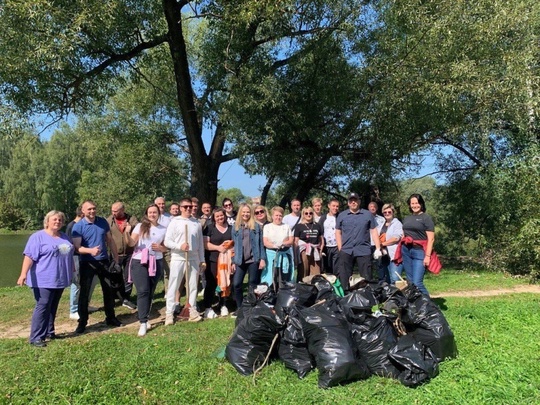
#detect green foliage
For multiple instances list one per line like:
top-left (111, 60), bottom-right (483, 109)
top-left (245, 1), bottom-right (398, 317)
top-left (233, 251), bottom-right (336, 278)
top-left (0, 84), bottom-right (189, 226)
top-left (216, 188), bottom-right (247, 207)
top-left (0, 201), bottom-right (25, 231)
top-left (0, 134), bottom-right (46, 228)
top-left (437, 144), bottom-right (540, 274)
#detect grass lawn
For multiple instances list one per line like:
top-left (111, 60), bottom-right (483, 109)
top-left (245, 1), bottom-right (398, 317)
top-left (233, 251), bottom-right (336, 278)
top-left (1, 268), bottom-right (539, 404)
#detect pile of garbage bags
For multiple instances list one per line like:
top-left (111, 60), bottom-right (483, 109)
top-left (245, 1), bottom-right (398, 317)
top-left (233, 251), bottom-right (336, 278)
top-left (225, 276), bottom-right (457, 388)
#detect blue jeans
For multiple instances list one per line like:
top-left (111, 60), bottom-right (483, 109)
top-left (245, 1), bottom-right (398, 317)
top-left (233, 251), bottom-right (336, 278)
top-left (233, 261), bottom-right (260, 307)
top-left (401, 245), bottom-right (429, 296)
top-left (387, 261), bottom-right (404, 285)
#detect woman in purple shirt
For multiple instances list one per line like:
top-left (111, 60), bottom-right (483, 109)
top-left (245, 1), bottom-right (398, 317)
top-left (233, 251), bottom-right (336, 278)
top-left (17, 211), bottom-right (74, 347)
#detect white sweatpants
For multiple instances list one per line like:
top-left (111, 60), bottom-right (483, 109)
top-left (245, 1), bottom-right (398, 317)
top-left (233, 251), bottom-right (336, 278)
top-left (166, 259), bottom-right (199, 315)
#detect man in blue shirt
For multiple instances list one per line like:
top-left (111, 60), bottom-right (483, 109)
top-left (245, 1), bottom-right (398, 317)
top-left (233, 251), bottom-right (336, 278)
top-left (72, 200), bottom-right (121, 334)
top-left (335, 193), bottom-right (382, 291)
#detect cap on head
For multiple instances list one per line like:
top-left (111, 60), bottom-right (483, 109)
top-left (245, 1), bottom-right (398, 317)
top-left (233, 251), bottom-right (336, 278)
top-left (348, 192), bottom-right (360, 200)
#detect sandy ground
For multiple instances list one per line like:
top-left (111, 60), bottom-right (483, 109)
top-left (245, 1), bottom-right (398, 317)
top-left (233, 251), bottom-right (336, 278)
top-left (2, 285), bottom-right (540, 340)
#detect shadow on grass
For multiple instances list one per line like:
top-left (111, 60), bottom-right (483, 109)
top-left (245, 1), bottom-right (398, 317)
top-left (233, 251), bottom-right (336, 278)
top-left (432, 297), bottom-right (448, 310)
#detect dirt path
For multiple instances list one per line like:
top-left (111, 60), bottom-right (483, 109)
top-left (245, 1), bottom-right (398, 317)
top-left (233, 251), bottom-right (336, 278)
top-left (0, 307), bottom-right (168, 340)
top-left (431, 284), bottom-right (540, 298)
top-left (2, 285), bottom-right (540, 340)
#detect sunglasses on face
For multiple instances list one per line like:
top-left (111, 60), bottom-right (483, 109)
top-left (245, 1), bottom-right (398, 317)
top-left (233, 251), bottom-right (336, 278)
top-left (383, 210), bottom-right (393, 214)
top-left (304, 212), bottom-right (313, 216)
top-left (181, 205), bottom-right (192, 209)
top-left (255, 210), bottom-right (265, 215)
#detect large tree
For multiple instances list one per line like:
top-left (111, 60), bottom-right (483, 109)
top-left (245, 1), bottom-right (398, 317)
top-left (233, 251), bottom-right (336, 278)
top-left (0, 0), bottom-right (367, 205)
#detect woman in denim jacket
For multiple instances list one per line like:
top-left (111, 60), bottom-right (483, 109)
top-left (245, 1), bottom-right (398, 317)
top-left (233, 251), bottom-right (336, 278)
top-left (231, 203), bottom-right (267, 306)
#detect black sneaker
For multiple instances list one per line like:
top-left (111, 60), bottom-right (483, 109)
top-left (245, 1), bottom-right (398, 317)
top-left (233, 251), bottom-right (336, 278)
top-left (122, 300), bottom-right (137, 310)
top-left (75, 324), bottom-right (86, 334)
top-left (105, 317), bottom-right (122, 327)
top-left (30, 340), bottom-right (47, 348)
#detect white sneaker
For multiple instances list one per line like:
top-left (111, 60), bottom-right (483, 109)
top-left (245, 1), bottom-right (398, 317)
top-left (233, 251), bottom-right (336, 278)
top-left (88, 305), bottom-right (99, 313)
top-left (138, 322), bottom-right (148, 337)
top-left (69, 312), bottom-right (79, 320)
top-left (204, 308), bottom-right (218, 319)
top-left (188, 307), bottom-right (203, 322)
top-left (220, 306), bottom-right (229, 317)
top-left (165, 314), bottom-right (174, 326)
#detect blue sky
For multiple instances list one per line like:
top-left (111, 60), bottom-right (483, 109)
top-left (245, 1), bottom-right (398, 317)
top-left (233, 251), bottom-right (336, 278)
top-left (216, 159), bottom-right (267, 197)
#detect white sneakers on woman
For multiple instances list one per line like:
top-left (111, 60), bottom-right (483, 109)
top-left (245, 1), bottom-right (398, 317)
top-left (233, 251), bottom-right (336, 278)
top-left (204, 308), bottom-right (218, 319)
top-left (138, 322), bottom-right (148, 337)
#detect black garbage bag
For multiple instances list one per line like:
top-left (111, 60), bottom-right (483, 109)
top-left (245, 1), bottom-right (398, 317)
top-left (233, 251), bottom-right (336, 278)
top-left (235, 284), bottom-right (276, 326)
top-left (310, 275), bottom-right (337, 301)
top-left (275, 282), bottom-right (318, 319)
top-left (388, 335), bottom-right (439, 387)
top-left (350, 315), bottom-right (400, 378)
top-left (373, 283), bottom-right (408, 307)
top-left (340, 288), bottom-right (379, 324)
top-left (300, 300), bottom-right (371, 388)
top-left (401, 284), bottom-right (458, 362)
top-left (278, 307), bottom-right (314, 378)
top-left (226, 302), bottom-right (284, 376)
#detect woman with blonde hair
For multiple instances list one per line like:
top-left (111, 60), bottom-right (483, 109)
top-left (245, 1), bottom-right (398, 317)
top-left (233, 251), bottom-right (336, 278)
top-left (254, 204), bottom-right (270, 228)
top-left (231, 203), bottom-right (266, 307)
top-left (377, 203), bottom-right (403, 284)
top-left (294, 207), bottom-right (324, 280)
top-left (262, 206), bottom-right (295, 288)
top-left (17, 210), bottom-right (74, 347)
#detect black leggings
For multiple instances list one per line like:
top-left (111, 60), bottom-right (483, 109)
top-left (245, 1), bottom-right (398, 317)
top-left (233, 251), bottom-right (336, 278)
top-left (203, 261), bottom-right (225, 309)
top-left (131, 258), bottom-right (163, 323)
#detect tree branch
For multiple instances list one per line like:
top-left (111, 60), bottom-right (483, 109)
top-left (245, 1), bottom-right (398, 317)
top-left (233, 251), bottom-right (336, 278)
top-left (64, 34), bottom-right (168, 108)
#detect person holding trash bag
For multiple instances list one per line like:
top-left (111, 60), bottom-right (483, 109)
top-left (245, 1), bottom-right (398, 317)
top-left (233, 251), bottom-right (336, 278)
top-left (17, 211), bottom-right (74, 347)
top-left (123, 204), bottom-right (167, 336)
top-left (262, 206), bottom-right (295, 289)
top-left (377, 203), bottom-right (403, 285)
top-left (231, 203), bottom-right (267, 307)
top-left (399, 194), bottom-right (435, 296)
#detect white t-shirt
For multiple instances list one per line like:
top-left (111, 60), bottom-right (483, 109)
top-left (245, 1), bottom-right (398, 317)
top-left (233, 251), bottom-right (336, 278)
top-left (282, 213), bottom-right (301, 231)
top-left (323, 215), bottom-right (337, 247)
top-left (132, 223), bottom-right (167, 260)
top-left (263, 223), bottom-right (292, 247)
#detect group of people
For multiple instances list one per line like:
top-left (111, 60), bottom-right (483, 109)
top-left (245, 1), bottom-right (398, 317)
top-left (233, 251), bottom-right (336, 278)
top-left (17, 192), bottom-right (437, 347)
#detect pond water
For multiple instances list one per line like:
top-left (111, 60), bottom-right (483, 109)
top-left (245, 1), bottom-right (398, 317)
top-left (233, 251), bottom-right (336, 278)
top-left (0, 234), bottom-right (30, 287)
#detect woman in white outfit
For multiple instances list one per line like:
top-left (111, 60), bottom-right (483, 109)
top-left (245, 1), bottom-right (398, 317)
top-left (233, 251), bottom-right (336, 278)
top-left (124, 204), bottom-right (167, 336)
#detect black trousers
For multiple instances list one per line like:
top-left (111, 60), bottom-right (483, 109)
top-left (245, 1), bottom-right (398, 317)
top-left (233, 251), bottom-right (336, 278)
top-left (117, 254), bottom-right (133, 298)
top-left (78, 260), bottom-right (117, 326)
top-left (337, 251), bottom-right (372, 291)
top-left (131, 258), bottom-right (163, 323)
top-left (323, 246), bottom-right (339, 275)
top-left (203, 261), bottom-right (226, 309)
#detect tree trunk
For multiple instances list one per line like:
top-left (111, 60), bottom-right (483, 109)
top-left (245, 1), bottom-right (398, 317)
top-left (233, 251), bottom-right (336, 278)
top-left (260, 175), bottom-right (275, 206)
top-left (162, 0), bottom-right (222, 206)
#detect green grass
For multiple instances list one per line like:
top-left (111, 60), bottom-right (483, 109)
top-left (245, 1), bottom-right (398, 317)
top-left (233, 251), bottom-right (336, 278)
top-left (424, 267), bottom-right (528, 295)
top-left (1, 268), bottom-right (539, 404)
